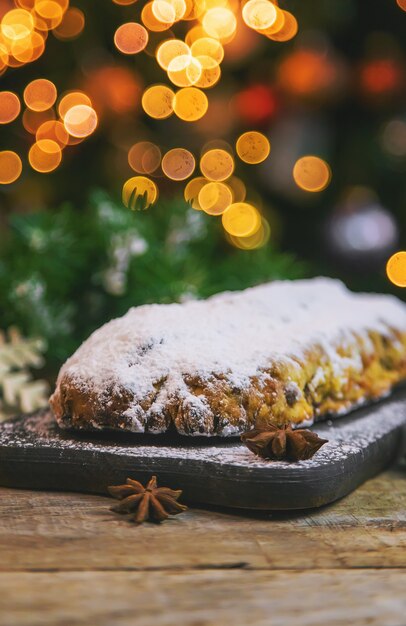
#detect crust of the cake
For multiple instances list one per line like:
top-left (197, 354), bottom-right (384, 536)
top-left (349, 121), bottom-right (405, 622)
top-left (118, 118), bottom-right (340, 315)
top-left (50, 326), bottom-right (406, 437)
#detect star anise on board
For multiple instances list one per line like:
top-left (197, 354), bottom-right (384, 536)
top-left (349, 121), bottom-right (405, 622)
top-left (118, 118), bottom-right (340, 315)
top-left (241, 424), bottom-right (328, 461)
top-left (108, 476), bottom-right (187, 524)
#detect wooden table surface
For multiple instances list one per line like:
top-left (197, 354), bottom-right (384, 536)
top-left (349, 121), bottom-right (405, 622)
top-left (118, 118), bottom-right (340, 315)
top-left (0, 466), bottom-right (405, 626)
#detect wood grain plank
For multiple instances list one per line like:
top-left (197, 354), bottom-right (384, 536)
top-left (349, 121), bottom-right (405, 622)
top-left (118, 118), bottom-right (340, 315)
top-left (0, 570), bottom-right (405, 626)
top-left (0, 469), bottom-right (404, 572)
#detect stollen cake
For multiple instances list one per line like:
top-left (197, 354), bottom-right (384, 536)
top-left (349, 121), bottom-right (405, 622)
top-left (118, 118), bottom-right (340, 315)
top-left (50, 278), bottom-right (406, 436)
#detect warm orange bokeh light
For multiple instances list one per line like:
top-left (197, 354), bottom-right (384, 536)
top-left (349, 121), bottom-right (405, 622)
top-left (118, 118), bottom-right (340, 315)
top-left (0, 91), bottom-right (21, 123)
top-left (293, 156), bottom-right (331, 192)
top-left (28, 138), bottom-right (62, 172)
top-left (36, 119), bottom-right (69, 147)
top-left (114, 22), bottom-right (149, 54)
top-left (386, 251), bottom-right (406, 287)
top-left (53, 7), bottom-right (85, 40)
top-left (63, 104), bottom-right (98, 138)
top-left (128, 141), bottom-right (162, 174)
top-left (24, 78), bottom-right (57, 111)
top-left (22, 107), bottom-right (55, 133)
top-left (0, 150), bottom-right (22, 184)
top-left (161, 147), bottom-right (195, 180)
top-left (58, 91), bottom-right (92, 119)
top-left (34, 0), bottom-right (64, 29)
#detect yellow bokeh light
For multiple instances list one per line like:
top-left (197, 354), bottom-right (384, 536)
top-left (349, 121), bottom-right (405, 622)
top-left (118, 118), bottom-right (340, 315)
top-left (0, 150), bottom-right (22, 184)
top-left (11, 30), bottom-right (45, 63)
top-left (128, 141), bottom-right (162, 174)
top-left (1, 9), bottom-right (34, 42)
top-left (161, 147), bottom-right (195, 180)
top-left (53, 7), bottom-right (85, 40)
top-left (194, 59), bottom-right (221, 88)
top-left (167, 55), bottom-right (202, 87)
top-left (114, 22), bottom-right (149, 55)
top-left (293, 155), bottom-right (331, 192)
top-left (184, 176), bottom-right (207, 209)
top-left (64, 104), bottom-right (98, 138)
top-left (242, 0), bottom-right (277, 31)
top-left (386, 251), bottom-right (406, 287)
top-left (34, 0), bottom-right (64, 29)
top-left (142, 2), bottom-right (173, 31)
top-left (202, 7), bottom-right (237, 41)
top-left (0, 91), bottom-right (21, 124)
top-left (142, 84), bottom-right (175, 119)
top-left (267, 10), bottom-right (298, 41)
top-left (236, 131), bottom-right (271, 164)
top-left (173, 86), bottom-right (208, 121)
top-left (28, 138), bottom-right (62, 172)
top-left (152, 0), bottom-right (176, 24)
top-left (24, 78), bottom-right (57, 111)
top-left (200, 148), bottom-right (234, 181)
top-left (122, 176), bottom-right (158, 210)
top-left (227, 175), bottom-right (246, 202)
top-left (156, 39), bottom-right (190, 70)
top-left (222, 202), bottom-right (261, 237)
top-left (190, 37), bottom-right (224, 66)
top-left (58, 91), bottom-right (92, 119)
top-left (198, 181), bottom-right (233, 215)
top-left (229, 217), bottom-right (270, 249)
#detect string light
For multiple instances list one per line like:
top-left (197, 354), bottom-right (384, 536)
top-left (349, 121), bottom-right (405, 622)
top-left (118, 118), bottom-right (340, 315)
top-left (386, 251), bottom-right (406, 287)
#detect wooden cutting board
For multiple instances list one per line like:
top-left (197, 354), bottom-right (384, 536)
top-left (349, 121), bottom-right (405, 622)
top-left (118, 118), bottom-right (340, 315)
top-left (1, 389), bottom-right (405, 510)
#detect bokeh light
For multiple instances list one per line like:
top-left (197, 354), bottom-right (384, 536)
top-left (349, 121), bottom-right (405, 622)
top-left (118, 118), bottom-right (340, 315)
top-left (142, 84), bottom-right (175, 119)
top-left (0, 91), bottom-right (21, 123)
top-left (293, 156), bottom-right (331, 192)
top-left (229, 216), bottom-right (270, 249)
top-left (236, 131), bottom-right (270, 164)
top-left (202, 7), bottom-right (237, 41)
top-left (58, 91), bottom-right (92, 119)
top-left (0, 150), bottom-right (22, 184)
top-left (222, 202), bottom-right (261, 237)
top-left (114, 22), bottom-right (149, 54)
top-left (128, 141), bottom-right (162, 174)
top-left (173, 86), bottom-right (208, 121)
top-left (53, 7), bottom-right (85, 40)
top-left (122, 175), bottom-right (158, 210)
top-left (198, 181), bottom-right (233, 215)
top-left (184, 176), bottom-right (207, 209)
top-left (23, 78), bottom-right (57, 111)
top-left (36, 119), bottom-right (69, 147)
top-left (162, 148), bottom-right (195, 180)
top-left (63, 104), bottom-right (98, 138)
top-left (200, 148), bottom-right (234, 181)
top-left (28, 138), bottom-right (62, 172)
top-left (386, 251), bottom-right (406, 287)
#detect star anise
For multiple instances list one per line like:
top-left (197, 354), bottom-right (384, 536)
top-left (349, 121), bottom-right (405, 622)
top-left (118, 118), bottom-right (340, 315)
top-left (108, 475), bottom-right (187, 524)
top-left (241, 424), bottom-right (328, 461)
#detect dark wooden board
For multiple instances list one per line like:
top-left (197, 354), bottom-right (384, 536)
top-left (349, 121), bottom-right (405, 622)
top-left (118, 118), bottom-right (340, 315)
top-left (1, 390), bottom-right (406, 510)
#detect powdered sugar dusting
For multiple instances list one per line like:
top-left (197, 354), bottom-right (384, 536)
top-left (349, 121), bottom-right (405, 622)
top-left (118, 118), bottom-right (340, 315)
top-left (51, 278), bottom-right (406, 433)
